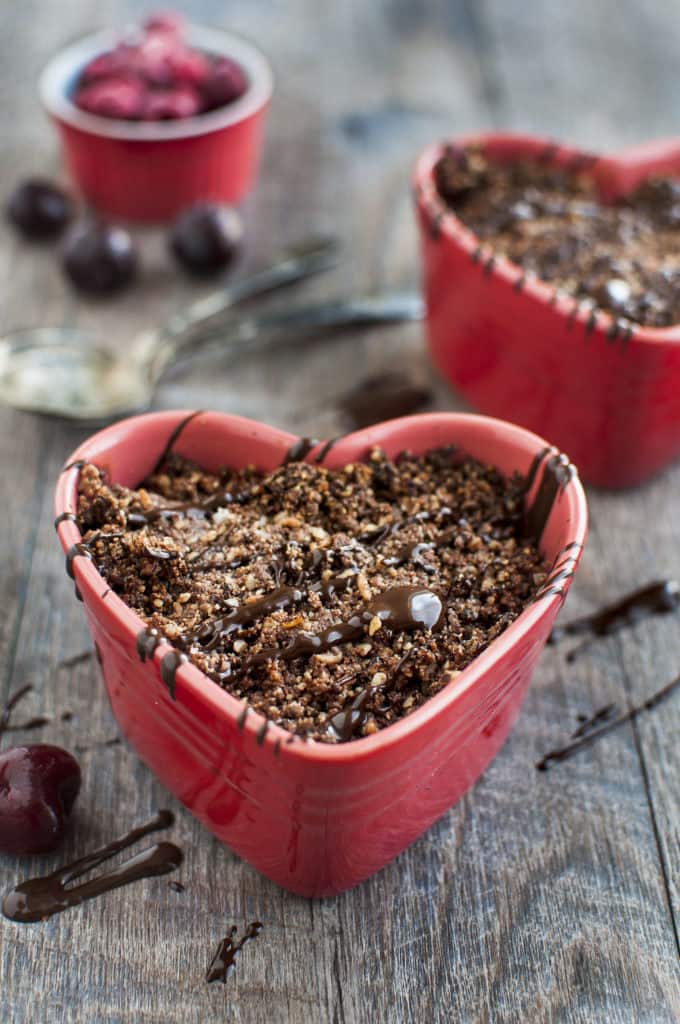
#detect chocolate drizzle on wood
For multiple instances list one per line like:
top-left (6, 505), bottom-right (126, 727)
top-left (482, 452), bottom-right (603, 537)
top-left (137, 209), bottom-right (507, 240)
top-left (2, 810), bottom-right (182, 923)
top-left (206, 922), bottom-right (263, 984)
top-left (536, 673), bottom-right (680, 771)
top-left (0, 685), bottom-right (33, 743)
top-left (549, 580), bottom-right (680, 652)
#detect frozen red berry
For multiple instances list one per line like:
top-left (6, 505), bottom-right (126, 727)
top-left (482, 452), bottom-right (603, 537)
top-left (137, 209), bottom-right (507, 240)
top-left (169, 203), bottom-right (243, 275)
top-left (0, 744), bottom-right (81, 855)
top-left (63, 222), bottom-right (138, 295)
top-left (80, 46), bottom-right (130, 84)
top-left (7, 179), bottom-right (74, 240)
top-left (144, 12), bottom-right (185, 36)
top-left (74, 75), bottom-right (146, 120)
top-left (143, 85), bottom-right (202, 120)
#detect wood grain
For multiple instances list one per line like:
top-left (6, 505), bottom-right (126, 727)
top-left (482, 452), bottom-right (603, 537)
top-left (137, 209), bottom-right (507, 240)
top-left (1, 1), bottom-right (679, 1022)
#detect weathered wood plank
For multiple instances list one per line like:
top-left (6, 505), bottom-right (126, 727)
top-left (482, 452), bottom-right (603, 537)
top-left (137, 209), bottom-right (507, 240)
top-left (1, 1), bottom-right (680, 1022)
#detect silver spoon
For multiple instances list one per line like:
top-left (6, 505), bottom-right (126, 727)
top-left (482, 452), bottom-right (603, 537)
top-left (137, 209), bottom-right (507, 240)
top-left (0, 235), bottom-right (340, 421)
top-left (0, 286), bottom-right (423, 422)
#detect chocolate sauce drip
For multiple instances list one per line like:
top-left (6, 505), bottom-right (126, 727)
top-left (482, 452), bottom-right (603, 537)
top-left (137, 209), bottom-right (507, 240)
top-left (159, 650), bottom-right (188, 699)
top-left (58, 649), bottom-right (94, 670)
top-left (338, 373), bottom-right (433, 429)
top-left (4, 716), bottom-right (51, 734)
top-left (313, 438), bottom-right (341, 464)
top-left (127, 483), bottom-right (252, 529)
top-left (359, 506), bottom-right (452, 548)
top-left (54, 512), bottom-right (77, 530)
top-left (328, 685), bottom-right (373, 741)
top-left (206, 922), bottom-right (263, 984)
top-left (75, 736), bottom-right (122, 754)
top-left (2, 810), bottom-right (181, 923)
top-left (136, 628), bottom-right (163, 662)
top-left (245, 586), bottom-right (443, 668)
top-left (572, 703), bottom-right (618, 738)
top-left (283, 438), bottom-right (319, 464)
top-left (66, 543), bottom-right (93, 580)
top-left (525, 451), bottom-right (576, 542)
top-left (536, 674), bottom-right (680, 771)
top-left (190, 586), bottom-right (304, 650)
top-left (150, 410), bottom-right (204, 476)
top-left (550, 580), bottom-right (680, 646)
top-left (0, 685), bottom-right (33, 742)
top-left (532, 541), bottom-right (583, 602)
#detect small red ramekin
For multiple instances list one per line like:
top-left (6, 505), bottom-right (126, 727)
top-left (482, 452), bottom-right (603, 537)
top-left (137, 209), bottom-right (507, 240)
top-left (54, 410), bottom-right (587, 897)
top-left (414, 133), bottom-right (680, 489)
top-left (39, 26), bottom-right (273, 222)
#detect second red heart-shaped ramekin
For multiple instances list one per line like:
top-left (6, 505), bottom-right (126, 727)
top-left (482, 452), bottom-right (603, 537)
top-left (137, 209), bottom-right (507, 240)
top-left (55, 410), bottom-right (587, 897)
top-left (414, 133), bottom-right (680, 489)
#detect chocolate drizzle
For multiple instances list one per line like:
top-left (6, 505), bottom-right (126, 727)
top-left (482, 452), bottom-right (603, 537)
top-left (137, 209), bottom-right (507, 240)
top-left (536, 674), bottom-right (680, 771)
top-left (550, 580), bottom-right (680, 649)
top-left (313, 437), bottom-right (341, 464)
top-left (159, 650), bottom-right (188, 699)
top-left (187, 586), bottom-right (304, 652)
top-left (244, 586), bottom-right (444, 668)
top-left (136, 628), bottom-right (163, 662)
top-left (66, 543), bottom-right (93, 580)
top-left (2, 810), bottom-right (182, 923)
top-left (0, 685), bottom-right (33, 742)
top-left (524, 450), bottom-right (576, 542)
top-left (206, 922), bottom-right (263, 984)
top-left (54, 512), bottom-right (77, 530)
top-left (150, 411), bottom-right (204, 476)
top-left (328, 684), bottom-right (373, 741)
top-left (283, 438), bottom-right (318, 464)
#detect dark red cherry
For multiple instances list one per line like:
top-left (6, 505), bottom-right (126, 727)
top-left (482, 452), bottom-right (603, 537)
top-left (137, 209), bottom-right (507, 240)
top-left (0, 745), bottom-right (81, 855)
top-left (202, 56), bottom-right (248, 111)
top-left (62, 222), bottom-right (138, 295)
top-left (169, 203), bottom-right (242, 276)
top-left (6, 179), bottom-right (74, 240)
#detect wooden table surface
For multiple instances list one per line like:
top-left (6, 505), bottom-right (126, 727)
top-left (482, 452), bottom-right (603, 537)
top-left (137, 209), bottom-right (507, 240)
top-left (2, 2), bottom-right (679, 1021)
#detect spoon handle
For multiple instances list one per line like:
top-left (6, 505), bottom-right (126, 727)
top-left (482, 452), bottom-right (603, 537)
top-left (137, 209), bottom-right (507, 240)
top-left (154, 292), bottom-right (424, 378)
top-left (157, 235), bottom-right (340, 343)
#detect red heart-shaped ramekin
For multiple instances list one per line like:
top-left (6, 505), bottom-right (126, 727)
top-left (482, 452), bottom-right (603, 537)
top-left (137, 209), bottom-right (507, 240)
top-left (54, 411), bottom-right (587, 897)
top-left (414, 133), bottom-right (680, 489)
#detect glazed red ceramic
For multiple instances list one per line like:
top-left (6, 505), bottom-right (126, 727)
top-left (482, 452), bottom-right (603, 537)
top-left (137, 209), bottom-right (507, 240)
top-left (414, 133), bottom-right (680, 489)
top-left (39, 27), bottom-right (272, 221)
top-left (54, 411), bottom-right (587, 897)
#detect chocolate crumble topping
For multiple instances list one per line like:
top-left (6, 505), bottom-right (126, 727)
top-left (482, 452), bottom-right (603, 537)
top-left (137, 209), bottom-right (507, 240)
top-left (75, 447), bottom-right (547, 743)
top-left (434, 147), bottom-right (680, 328)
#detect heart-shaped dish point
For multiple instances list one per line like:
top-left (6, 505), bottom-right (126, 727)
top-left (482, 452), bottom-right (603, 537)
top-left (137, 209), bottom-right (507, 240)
top-left (414, 133), bottom-right (680, 488)
top-left (55, 410), bottom-right (586, 896)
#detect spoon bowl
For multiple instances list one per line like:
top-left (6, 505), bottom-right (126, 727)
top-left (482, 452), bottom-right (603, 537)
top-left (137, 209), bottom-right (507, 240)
top-left (0, 328), bottom-right (149, 420)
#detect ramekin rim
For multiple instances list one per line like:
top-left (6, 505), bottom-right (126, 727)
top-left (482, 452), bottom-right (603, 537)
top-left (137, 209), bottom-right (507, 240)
top-left (413, 132), bottom-right (680, 345)
top-left (39, 24), bottom-right (273, 142)
top-left (54, 409), bottom-right (588, 765)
